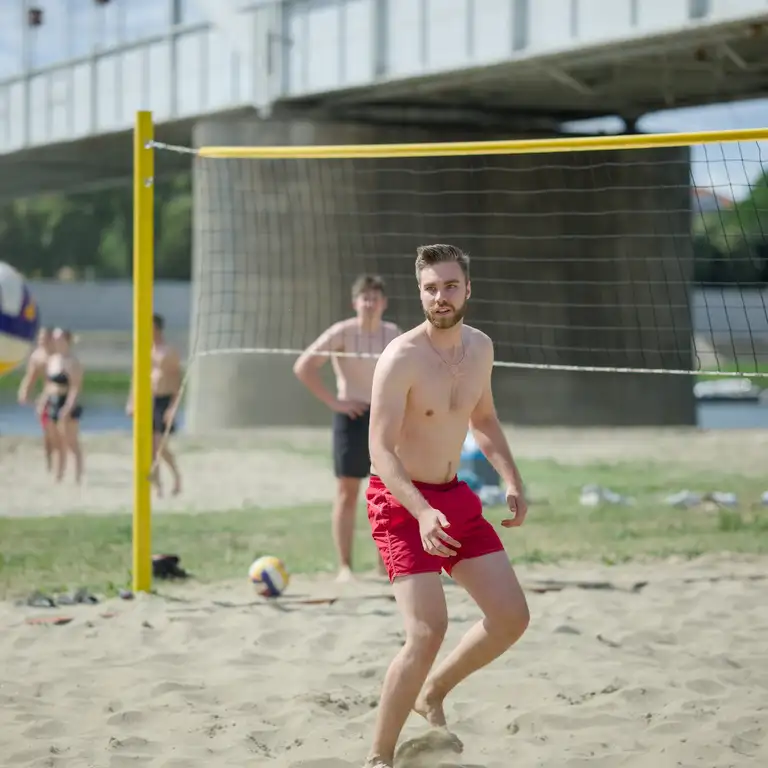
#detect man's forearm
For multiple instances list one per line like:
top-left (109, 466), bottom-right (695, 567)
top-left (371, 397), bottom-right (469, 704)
top-left (371, 447), bottom-right (430, 519)
top-left (295, 366), bottom-right (336, 408)
top-left (471, 418), bottom-right (523, 489)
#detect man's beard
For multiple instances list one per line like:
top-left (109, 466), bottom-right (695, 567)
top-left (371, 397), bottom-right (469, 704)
top-left (424, 301), bottom-right (467, 329)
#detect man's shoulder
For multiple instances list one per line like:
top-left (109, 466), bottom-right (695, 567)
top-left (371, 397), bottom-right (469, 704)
top-left (157, 343), bottom-right (181, 361)
top-left (378, 326), bottom-right (423, 363)
top-left (327, 318), bottom-right (355, 334)
top-left (464, 324), bottom-right (493, 348)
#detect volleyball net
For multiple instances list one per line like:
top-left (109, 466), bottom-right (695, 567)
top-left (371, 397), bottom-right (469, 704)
top-left (130, 114), bottom-right (768, 590)
top-left (185, 125), bottom-right (768, 377)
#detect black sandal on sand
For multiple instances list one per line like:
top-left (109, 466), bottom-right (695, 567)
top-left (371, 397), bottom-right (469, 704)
top-left (152, 554), bottom-right (191, 580)
top-left (23, 591), bottom-right (57, 608)
top-left (55, 588), bottom-right (99, 606)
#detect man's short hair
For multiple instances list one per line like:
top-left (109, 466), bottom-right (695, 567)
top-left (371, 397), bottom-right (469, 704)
top-left (153, 313), bottom-right (165, 331)
top-left (415, 244), bottom-right (470, 283)
top-left (351, 274), bottom-right (386, 299)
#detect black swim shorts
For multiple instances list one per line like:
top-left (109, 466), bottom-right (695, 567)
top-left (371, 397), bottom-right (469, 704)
top-left (153, 394), bottom-right (176, 435)
top-left (332, 409), bottom-right (371, 479)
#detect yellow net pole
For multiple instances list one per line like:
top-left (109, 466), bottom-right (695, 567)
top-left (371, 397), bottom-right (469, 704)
top-left (132, 110), bottom-right (154, 593)
top-left (196, 126), bottom-right (768, 160)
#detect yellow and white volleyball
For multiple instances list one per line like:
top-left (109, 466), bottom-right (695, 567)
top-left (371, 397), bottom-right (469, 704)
top-left (0, 262), bottom-right (40, 378)
top-left (248, 555), bottom-right (290, 598)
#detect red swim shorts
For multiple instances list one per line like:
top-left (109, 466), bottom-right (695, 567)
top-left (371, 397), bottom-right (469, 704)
top-left (366, 475), bottom-right (504, 582)
top-left (39, 409), bottom-right (49, 429)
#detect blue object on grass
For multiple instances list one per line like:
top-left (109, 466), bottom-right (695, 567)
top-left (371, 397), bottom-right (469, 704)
top-left (459, 431), bottom-right (499, 488)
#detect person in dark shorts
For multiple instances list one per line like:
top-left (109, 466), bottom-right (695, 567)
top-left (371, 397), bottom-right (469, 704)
top-left (127, 313), bottom-right (183, 497)
top-left (332, 407), bottom-right (370, 479)
top-left (153, 393), bottom-right (176, 435)
top-left (294, 275), bottom-right (401, 582)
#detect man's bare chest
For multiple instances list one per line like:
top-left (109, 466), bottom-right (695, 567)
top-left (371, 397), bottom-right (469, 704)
top-left (340, 331), bottom-right (393, 356)
top-left (152, 351), bottom-right (170, 373)
top-left (409, 361), bottom-right (484, 417)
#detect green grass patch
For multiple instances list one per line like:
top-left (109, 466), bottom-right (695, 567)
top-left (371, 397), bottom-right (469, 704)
top-left (2, 459), bottom-right (767, 600)
top-left (696, 359), bottom-right (768, 383)
top-left (0, 368), bottom-right (130, 396)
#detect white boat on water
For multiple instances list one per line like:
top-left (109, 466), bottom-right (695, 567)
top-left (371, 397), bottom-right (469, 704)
top-left (693, 377), bottom-right (762, 402)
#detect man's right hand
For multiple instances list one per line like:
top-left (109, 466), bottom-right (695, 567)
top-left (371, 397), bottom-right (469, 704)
top-left (418, 508), bottom-right (461, 558)
top-left (332, 399), bottom-right (368, 418)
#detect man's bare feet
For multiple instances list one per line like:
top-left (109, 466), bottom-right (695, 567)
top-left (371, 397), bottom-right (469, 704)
top-left (414, 686), bottom-right (447, 728)
top-left (150, 467), bottom-right (163, 498)
top-left (336, 566), bottom-right (355, 583)
top-left (363, 757), bottom-right (392, 768)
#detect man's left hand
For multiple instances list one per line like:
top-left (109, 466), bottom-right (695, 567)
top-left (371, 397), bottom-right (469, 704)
top-left (501, 485), bottom-right (527, 527)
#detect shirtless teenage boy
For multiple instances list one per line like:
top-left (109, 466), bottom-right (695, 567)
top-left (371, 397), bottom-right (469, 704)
top-left (363, 244), bottom-right (530, 767)
top-left (17, 327), bottom-right (55, 472)
top-left (126, 313), bottom-right (183, 496)
top-left (293, 275), bottom-right (401, 581)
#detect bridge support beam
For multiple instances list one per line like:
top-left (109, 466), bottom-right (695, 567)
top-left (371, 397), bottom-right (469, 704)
top-left (186, 117), bottom-right (694, 431)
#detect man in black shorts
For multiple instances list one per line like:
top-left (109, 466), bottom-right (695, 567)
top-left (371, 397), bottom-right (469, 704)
top-left (127, 313), bottom-right (183, 497)
top-left (294, 275), bottom-right (401, 581)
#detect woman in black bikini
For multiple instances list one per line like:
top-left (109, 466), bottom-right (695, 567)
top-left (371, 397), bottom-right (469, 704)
top-left (41, 328), bottom-right (85, 484)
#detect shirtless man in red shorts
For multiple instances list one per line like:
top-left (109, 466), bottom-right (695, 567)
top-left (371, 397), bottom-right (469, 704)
top-left (363, 244), bottom-right (530, 767)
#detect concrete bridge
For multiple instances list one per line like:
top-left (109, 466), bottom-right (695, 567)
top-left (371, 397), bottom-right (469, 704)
top-left (3, 0), bottom-right (768, 429)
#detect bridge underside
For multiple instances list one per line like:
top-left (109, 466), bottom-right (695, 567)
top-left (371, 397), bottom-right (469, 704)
top-left (0, 114), bottom-right (211, 202)
top-left (285, 17), bottom-right (768, 129)
top-left (1, 14), bottom-right (766, 202)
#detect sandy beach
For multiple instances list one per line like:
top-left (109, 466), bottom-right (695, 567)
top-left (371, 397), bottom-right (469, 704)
top-left (2, 425), bottom-right (767, 766)
top-left (0, 556), bottom-right (766, 767)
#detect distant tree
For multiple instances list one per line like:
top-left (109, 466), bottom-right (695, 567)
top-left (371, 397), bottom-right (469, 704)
top-left (692, 168), bottom-right (768, 286)
top-left (155, 174), bottom-right (192, 280)
top-left (0, 174), bottom-right (192, 280)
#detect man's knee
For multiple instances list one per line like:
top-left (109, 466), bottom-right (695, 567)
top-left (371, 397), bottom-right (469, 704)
top-left (336, 477), bottom-right (361, 507)
top-left (488, 595), bottom-right (530, 644)
top-left (454, 552), bottom-right (530, 644)
top-left (406, 615), bottom-right (448, 658)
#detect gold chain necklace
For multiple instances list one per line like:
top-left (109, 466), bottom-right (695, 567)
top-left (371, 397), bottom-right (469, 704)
top-left (426, 329), bottom-right (466, 374)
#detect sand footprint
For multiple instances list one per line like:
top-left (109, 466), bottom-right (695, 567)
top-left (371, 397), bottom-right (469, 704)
top-left (395, 727), bottom-right (464, 767)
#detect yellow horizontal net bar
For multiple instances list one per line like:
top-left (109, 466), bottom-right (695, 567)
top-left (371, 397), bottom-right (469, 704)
top-left (196, 126), bottom-right (768, 161)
